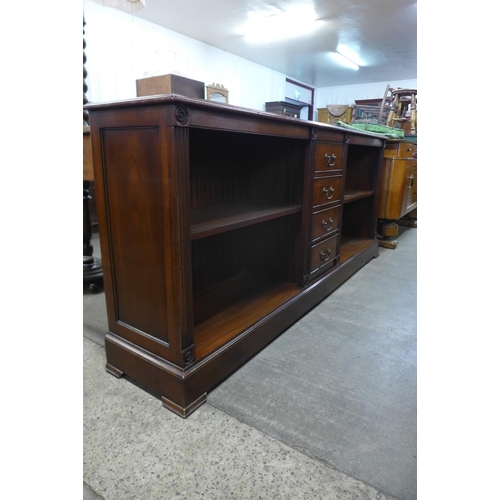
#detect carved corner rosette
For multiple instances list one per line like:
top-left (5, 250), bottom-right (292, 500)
top-left (311, 127), bottom-right (318, 141)
top-left (175, 105), bottom-right (190, 126)
top-left (182, 346), bottom-right (195, 366)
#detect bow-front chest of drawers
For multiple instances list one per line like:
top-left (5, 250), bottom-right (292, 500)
top-left (377, 139), bottom-right (417, 248)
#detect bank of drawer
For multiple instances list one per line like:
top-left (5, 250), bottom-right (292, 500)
top-left (311, 206), bottom-right (340, 242)
top-left (309, 234), bottom-right (339, 274)
top-left (313, 176), bottom-right (342, 207)
top-left (315, 142), bottom-right (344, 171)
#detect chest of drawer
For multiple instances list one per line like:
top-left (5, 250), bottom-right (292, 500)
top-left (315, 142), bottom-right (344, 172)
top-left (403, 161), bottom-right (417, 212)
top-left (313, 176), bottom-right (342, 207)
top-left (309, 234), bottom-right (339, 275)
top-left (311, 205), bottom-right (340, 242)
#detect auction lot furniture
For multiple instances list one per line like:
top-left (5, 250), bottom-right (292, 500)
top-left (136, 74), bottom-right (205, 99)
top-left (353, 84), bottom-right (392, 125)
top-left (387, 88), bottom-right (417, 135)
top-left (86, 95), bottom-right (385, 417)
top-left (377, 139), bottom-right (417, 248)
top-left (265, 100), bottom-right (303, 118)
top-left (317, 105), bottom-right (353, 125)
top-left (83, 125), bottom-right (103, 293)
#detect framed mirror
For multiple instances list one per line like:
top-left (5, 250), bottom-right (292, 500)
top-left (206, 83), bottom-right (229, 104)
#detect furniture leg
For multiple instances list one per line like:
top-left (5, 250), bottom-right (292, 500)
top-left (83, 180), bottom-right (103, 293)
top-left (377, 220), bottom-right (399, 249)
top-left (399, 208), bottom-right (417, 228)
top-left (387, 95), bottom-right (399, 128)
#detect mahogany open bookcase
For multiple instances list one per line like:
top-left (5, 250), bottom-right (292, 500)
top-left (86, 95), bottom-right (385, 417)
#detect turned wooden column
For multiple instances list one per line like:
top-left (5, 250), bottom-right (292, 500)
top-left (83, 16), bottom-right (103, 293)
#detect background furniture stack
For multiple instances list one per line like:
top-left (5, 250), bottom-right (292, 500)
top-left (317, 105), bottom-right (353, 125)
top-left (85, 94), bottom-right (385, 417)
top-left (352, 84), bottom-right (392, 125)
top-left (387, 88), bottom-right (417, 136)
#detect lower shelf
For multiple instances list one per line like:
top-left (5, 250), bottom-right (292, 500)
top-left (105, 238), bottom-right (380, 417)
top-left (339, 236), bottom-right (376, 264)
top-left (193, 272), bottom-right (301, 360)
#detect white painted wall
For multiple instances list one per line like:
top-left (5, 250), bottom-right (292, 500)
top-left (83, 0), bottom-right (287, 111)
top-left (83, 1), bottom-right (417, 118)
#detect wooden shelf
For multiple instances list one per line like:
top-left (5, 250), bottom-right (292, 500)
top-left (191, 201), bottom-right (302, 240)
top-left (193, 272), bottom-right (301, 360)
top-left (343, 190), bottom-right (374, 204)
top-left (339, 236), bottom-right (375, 264)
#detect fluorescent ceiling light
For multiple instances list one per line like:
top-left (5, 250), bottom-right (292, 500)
top-left (330, 51), bottom-right (360, 71)
top-left (242, 5), bottom-right (319, 43)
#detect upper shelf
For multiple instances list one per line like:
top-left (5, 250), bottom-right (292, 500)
top-left (191, 201), bottom-right (302, 240)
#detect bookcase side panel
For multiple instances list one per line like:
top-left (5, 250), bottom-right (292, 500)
top-left (101, 127), bottom-right (169, 341)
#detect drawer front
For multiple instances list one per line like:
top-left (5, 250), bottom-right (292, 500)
top-left (403, 162), bottom-right (417, 213)
top-left (313, 176), bottom-right (342, 207)
top-left (384, 141), bottom-right (417, 159)
top-left (309, 234), bottom-right (339, 274)
top-left (311, 206), bottom-right (340, 242)
top-left (315, 142), bottom-right (344, 171)
top-left (398, 142), bottom-right (417, 158)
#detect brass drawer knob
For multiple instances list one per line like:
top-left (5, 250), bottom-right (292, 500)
top-left (324, 153), bottom-right (337, 167)
top-left (322, 186), bottom-right (334, 200)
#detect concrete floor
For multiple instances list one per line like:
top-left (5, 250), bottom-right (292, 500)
top-left (83, 227), bottom-right (416, 500)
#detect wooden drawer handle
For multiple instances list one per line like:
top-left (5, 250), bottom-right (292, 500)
top-left (320, 247), bottom-right (332, 261)
top-left (324, 153), bottom-right (337, 167)
top-left (321, 217), bottom-right (334, 231)
top-left (322, 186), bottom-right (334, 200)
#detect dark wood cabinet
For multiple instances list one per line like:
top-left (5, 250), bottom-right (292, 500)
top-left (86, 95), bottom-right (384, 417)
top-left (265, 100), bottom-right (303, 118)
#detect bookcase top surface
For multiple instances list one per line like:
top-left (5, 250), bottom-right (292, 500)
top-left (84, 93), bottom-right (384, 143)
